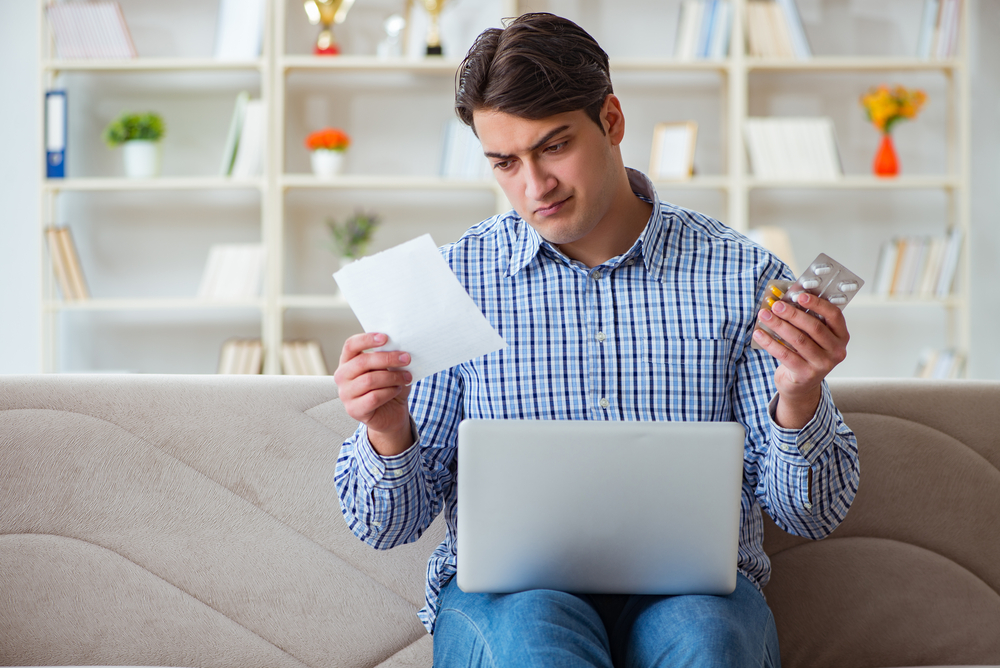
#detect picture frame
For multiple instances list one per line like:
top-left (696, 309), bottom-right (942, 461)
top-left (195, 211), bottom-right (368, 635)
top-left (649, 121), bottom-right (698, 181)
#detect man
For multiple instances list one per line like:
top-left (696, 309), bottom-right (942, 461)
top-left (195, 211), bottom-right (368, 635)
top-left (334, 12), bottom-right (859, 668)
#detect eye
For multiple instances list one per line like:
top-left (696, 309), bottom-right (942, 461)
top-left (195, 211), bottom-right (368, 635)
top-left (544, 141), bottom-right (567, 154)
top-left (492, 159), bottom-right (513, 171)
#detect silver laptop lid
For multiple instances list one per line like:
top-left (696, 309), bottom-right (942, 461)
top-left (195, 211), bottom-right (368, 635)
top-left (457, 419), bottom-right (745, 595)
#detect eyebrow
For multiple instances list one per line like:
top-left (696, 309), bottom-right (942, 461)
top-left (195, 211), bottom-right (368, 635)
top-left (483, 125), bottom-right (571, 160)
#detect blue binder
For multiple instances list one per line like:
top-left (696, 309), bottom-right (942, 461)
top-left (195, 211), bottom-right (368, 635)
top-left (45, 90), bottom-right (67, 178)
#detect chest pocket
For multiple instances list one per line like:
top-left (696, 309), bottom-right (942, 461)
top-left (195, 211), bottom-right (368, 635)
top-left (639, 337), bottom-right (733, 421)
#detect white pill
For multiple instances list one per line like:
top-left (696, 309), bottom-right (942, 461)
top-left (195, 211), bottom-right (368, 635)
top-left (789, 291), bottom-right (805, 303)
top-left (829, 294), bottom-right (848, 305)
top-left (813, 264), bottom-right (832, 275)
top-left (801, 279), bottom-right (820, 290)
top-left (838, 281), bottom-right (859, 292)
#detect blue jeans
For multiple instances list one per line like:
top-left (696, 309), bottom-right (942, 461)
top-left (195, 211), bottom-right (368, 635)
top-left (432, 573), bottom-right (781, 668)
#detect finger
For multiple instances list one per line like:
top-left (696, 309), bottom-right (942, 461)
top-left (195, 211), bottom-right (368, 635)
top-left (334, 350), bottom-right (412, 391)
top-left (792, 292), bottom-right (849, 338)
top-left (349, 385), bottom-right (407, 421)
top-left (768, 301), bottom-right (839, 352)
top-left (339, 332), bottom-right (389, 366)
top-left (348, 369), bottom-right (413, 399)
top-left (758, 306), bottom-right (825, 360)
top-left (752, 324), bottom-right (805, 368)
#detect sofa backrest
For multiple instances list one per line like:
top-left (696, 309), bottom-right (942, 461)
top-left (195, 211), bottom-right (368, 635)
top-left (764, 378), bottom-right (1000, 668)
top-left (0, 374), bottom-right (444, 668)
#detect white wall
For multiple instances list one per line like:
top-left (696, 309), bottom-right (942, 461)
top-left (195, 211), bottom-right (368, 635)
top-left (0, 1), bottom-right (41, 374)
top-left (1, 0), bottom-right (998, 377)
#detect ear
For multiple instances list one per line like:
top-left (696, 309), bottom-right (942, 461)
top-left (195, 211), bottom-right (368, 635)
top-left (601, 94), bottom-right (626, 146)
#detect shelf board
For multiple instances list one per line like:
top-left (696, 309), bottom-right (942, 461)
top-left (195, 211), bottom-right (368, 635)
top-left (851, 295), bottom-right (962, 308)
top-left (282, 55), bottom-right (461, 73)
top-left (44, 298), bottom-right (265, 312)
top-left (44, 177), bottom-right (265, 192)
top-left (44, 57), bottom-right (265, 72)
top-left (281, 174), bottom-right (498, 191)
top-left (747, 175), bottom-right (960, 190)
top-left (281, 295), bottom-right (350, 310)
top-left (610, 58), bottom-right (729, 73)
top-left (652, 175), bottom-right (730, 190)
top-left (746, 56), bottom-right (960, 72)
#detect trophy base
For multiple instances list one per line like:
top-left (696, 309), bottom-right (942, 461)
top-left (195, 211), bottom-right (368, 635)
top-left (315, 44), bottom-right (341, 55)
top-left (425, 45), bottom-right (443, 56)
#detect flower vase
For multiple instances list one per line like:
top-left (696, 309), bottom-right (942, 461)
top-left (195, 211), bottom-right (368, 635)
top-left (122, 140), bottom-right (161, 178)
top-left (873, 133), bottom-right (899, 177)
top-left (311, 149), bottom-right (345, 178)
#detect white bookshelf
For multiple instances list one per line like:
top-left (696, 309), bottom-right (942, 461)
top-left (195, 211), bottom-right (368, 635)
top-left (37, 0), bottom-right (971, 376)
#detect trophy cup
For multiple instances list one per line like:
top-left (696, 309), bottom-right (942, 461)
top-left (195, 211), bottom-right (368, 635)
top-left (304, 0), bottom-right (355, 55)
top-left (421, 0), bottom-right (448, 56)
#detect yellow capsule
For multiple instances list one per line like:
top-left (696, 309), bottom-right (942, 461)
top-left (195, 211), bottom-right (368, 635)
top-left (765, 296), bottom-right (777, 309)
top-left (769, 284), bottom-right (784, 299)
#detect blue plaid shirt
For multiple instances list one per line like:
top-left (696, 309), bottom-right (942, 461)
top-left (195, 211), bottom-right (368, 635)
top-left (335, 169), bottom-right (860, 634)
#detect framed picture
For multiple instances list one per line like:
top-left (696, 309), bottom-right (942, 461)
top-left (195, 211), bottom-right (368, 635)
top-left (649, 121), bottom-right (698, 181)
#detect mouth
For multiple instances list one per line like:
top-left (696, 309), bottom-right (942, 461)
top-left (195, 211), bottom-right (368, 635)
top-left (534, 197), bottom-right (570, 217)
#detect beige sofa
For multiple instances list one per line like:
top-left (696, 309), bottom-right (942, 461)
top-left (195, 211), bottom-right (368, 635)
top-left (1, 374), bottom-right (998, 668)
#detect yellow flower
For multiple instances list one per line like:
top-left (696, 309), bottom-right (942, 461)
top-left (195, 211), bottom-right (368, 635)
top-left (860, 84), bottom-right (927, 134)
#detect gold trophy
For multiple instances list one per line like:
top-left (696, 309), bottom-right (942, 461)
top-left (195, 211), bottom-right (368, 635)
top-left (304, 0), bottom-right (355, 55)
top-left (421, 0), bottom-right (448, 56)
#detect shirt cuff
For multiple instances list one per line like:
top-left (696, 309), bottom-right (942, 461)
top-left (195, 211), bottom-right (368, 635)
top-left (767, 382), bottom-right (838, 467)
top-left (354, 421), bottom-right (422, 489)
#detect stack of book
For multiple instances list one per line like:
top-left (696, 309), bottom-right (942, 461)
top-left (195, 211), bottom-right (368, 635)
top-left (744, 117), bottom-right (841, 180)
top-left (46, 2), bottom-right (137, 59)
top-left (871, 230), bottom-right (962, 299)
top-left (440, 119), bottom-right (492, 180)
top-left (673, 0), bottom-right (733, 60)
top-left (217, 338), bottom-right (263, 374)
top-left (45, 226), bottom-right (90, 301)
top-left (281, 340), bottom-right (329, 375)
top-left (914, 348), bottom-right (965, 379)
top-left (916, 0), bottom-right (962, 59)
top-left (745, 0), bottom-right (811, 59)
top-left (197, 243), bottom-right (266, 301)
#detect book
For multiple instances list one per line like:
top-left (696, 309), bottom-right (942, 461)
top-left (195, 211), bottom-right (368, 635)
top-left (45, 91), bottom-right (67, 179)
top-left (45, 226), bottom-right (90, 301)
top-left (218, 338), bottom-right (263, 374)
top-left (774, 0), bottom-right (811, 58)
top-left (45, 226), bottom-right (73, 300)
top-left (744, 117), bottom-right (841, 180)
top-left (674, 0), bottom-right (731, 60)
top-left (440, 119), bottom-right (491, 180)
top-left (197, 243), bottom-right (266, 301)
top-left (935, 228), bottom-right (963, 297)
top-left (230, 99), bottom-right (264, 178)
top-left (281, 340), bottom-right (329, 375)
top-left (674, 0), bottom-right (704, 60)
top-left (220, 91), bottom-right (250, 176)
top-left (47, 2), bottom-right (137, 59)
top-left (916, 0), bottom-right (941, 58)
top-left (213, 0), bottom-right (266, 60)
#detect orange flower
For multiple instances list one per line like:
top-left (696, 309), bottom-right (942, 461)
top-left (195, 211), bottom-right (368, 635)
top-left (860, 84), bottom-right (927, 134)
top-left (305, 127), bottom-right (351, 151)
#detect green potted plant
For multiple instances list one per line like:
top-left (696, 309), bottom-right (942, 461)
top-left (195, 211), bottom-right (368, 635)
top-left (103, 111), bottom-right (166, 178)
top-left (326, 210), bottom-right (380, 268)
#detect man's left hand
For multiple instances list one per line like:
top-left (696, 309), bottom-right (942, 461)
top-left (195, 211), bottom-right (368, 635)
top-left (752, 291), bottom-right (850, 429)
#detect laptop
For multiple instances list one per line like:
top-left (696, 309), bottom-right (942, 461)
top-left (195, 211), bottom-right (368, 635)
top-left (456, 419), bottom-right (746, 595)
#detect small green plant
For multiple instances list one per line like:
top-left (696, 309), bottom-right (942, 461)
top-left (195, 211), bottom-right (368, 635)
top-left (326, 210), bottom-right (380, 259)
top-left (103, 111), bottom-right (165, 147)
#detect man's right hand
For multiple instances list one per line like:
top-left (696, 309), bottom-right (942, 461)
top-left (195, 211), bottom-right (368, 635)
top-left (333, 332), bottom-right (416, 457)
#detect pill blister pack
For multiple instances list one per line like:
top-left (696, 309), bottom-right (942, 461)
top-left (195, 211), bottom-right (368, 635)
top-left (751, 253), bottom-right (865, 351)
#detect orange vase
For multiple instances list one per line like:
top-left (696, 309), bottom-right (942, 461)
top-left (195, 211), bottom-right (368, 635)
top-left (873, 133), bottom-right (899, 177)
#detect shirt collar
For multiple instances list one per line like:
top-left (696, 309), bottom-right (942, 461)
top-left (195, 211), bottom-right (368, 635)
top-left (505, 168), bottom-right (671, 279)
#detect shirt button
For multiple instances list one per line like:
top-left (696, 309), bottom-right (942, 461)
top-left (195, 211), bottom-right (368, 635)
top-left (803, 502), bottom-right (813, 510)
top-left (596, 331), bottom-right (606, 342)
top-left (592, 270), bottom-right (602, 280)
top-left (599, 398), bottom-right (610, 409)
top-left (800, 441), bottom-right (813, 453)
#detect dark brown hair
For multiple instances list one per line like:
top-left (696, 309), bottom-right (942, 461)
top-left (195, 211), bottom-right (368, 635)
top-left (455, 13), bottom-right (613, 135)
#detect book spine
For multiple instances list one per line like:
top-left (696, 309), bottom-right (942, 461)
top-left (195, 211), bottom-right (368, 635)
top-left (45, 91), bottom-right (67, 179)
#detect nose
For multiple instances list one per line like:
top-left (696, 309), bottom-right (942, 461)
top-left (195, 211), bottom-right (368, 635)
top-left (522, 159), bottom-right (556, 202)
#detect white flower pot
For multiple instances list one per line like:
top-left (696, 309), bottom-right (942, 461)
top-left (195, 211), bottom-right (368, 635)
top-left (311, 149), bottom-right (346, 178)
top-left (122, 140), bottom-right (161, 178)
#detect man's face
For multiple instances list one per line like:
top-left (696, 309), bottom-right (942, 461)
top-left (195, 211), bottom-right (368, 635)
top-left (473, 97), bottom-right (625, 255)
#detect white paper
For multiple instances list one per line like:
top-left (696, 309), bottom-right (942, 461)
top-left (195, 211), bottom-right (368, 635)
top-left (333, 234), bottom-right (507, 383)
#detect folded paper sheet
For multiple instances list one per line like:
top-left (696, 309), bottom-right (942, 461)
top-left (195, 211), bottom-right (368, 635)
top-left (333, 234), bottom-right (507, 383)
